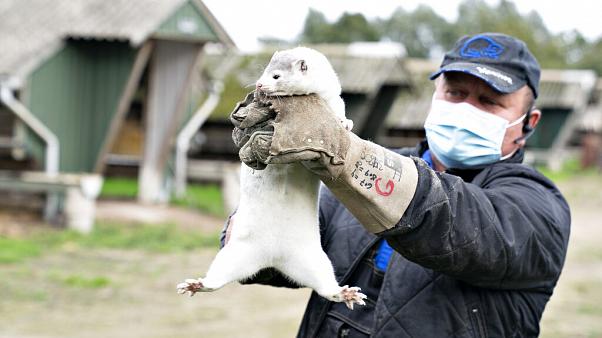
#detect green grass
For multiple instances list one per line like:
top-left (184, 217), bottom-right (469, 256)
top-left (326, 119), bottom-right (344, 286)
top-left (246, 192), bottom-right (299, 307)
top-left (171, 183), bottom-right (225, 217)
top-left (100, 177), bottom-right (138, 198)
top-left (0, 222), bottom-right (220, 264)
top-left (0, 237), bottom-right (42, 263)
top-left (536, 158), bottom-right (600, 183)
top-left (101, 177), bottom-right (225, 217)
top-left (61, 275), bottom-right (111, 289)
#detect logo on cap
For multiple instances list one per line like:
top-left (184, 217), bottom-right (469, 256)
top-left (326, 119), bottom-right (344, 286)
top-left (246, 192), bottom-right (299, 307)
top-left (476, 66), bottom-right (513, 85)
top-left (460, 36), bottom-right (504, 60)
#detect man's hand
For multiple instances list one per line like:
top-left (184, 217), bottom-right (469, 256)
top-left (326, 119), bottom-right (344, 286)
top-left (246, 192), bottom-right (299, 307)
top-left (230, 92), bottom-right (419, 233)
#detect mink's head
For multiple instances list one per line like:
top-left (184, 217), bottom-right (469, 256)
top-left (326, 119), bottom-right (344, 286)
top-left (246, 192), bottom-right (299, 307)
top-left (255, 47), bottom-right (341, 98)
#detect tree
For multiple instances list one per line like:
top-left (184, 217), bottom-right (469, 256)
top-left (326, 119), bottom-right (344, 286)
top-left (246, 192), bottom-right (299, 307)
top-left (377, 5), bottom-right (455, 58)
top-left (296, 0), bottom-right (599, 73)
top-left (300, 9), bottom-right (331, 44)
top-left (300, 10), bottom-right (379, 44)
top-left (574, 37), bottom-right (602, 74)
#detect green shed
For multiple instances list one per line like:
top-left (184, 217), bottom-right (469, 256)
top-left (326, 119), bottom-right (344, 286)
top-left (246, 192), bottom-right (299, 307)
top-left (0, 0), bottom-right (234, 202)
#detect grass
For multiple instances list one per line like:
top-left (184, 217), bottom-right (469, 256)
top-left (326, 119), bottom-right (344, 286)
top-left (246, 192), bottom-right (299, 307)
top-left (0, 222), bottom-right (221, 265)
top-left (171, 183), bottom-right (225, 217)
top-left (60, 275), bottom-right (111, 289)
top-left (100, 177), bottom-right (139, 198)
top-left (0, 237), bottom-right (42, 263)
top-left (536, 158), bottom-right (600, 183)
top-left (101, 177), bottom-right (225, 217)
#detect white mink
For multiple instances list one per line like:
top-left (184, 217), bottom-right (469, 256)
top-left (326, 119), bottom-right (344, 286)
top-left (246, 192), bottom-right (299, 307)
top-left (177, 47), bottom-right (365, 309)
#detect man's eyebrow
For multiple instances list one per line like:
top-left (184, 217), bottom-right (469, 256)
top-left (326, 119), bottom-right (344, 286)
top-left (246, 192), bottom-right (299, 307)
top-left (442, 75), bottom-right (465, 86)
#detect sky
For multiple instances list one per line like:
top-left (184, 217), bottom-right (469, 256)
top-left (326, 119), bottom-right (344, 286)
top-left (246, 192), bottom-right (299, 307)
top-left (203, 0), bottom-right (601, 52)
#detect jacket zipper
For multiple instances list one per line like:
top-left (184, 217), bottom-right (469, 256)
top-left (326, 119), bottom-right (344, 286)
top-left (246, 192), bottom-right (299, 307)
top-left (470, 307), bottom-right (487, 338)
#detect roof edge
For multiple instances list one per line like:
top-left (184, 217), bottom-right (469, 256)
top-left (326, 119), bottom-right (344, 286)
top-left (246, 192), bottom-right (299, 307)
top-left (191, 0), bottom-right (236, 49)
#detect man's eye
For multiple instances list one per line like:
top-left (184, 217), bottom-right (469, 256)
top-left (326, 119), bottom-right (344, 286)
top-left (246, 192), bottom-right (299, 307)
top-left (273, 74), bottom-right (280, 80)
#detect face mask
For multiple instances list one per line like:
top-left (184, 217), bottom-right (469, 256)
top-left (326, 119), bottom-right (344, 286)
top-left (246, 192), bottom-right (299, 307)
top-left (424, 99), bottom-right (526, 169)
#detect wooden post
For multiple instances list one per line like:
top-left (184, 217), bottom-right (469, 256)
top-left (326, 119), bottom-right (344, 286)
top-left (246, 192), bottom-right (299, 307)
top-left (138, 40), bottom-right (202, 203)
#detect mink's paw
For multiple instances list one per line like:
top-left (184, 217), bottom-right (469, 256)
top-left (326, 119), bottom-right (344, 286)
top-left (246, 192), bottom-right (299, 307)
top-left (176, 278), bottom-right (208, 296)
top-left (341, 118), bottom-right (354, 131)
top-left (330, 285), bottom-right (367, 310)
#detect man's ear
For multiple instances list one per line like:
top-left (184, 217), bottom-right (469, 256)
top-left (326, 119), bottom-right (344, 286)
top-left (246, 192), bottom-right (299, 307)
top-left (529, 109), bottom-right (541, 129)
top-left (517, 109), bottom-right (541, 147)
top-left (294, 59), bottom-right (308, 73)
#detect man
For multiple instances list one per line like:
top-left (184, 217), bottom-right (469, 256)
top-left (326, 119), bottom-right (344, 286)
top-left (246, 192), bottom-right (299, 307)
top-left (227, 33), bottom-right (570, 337)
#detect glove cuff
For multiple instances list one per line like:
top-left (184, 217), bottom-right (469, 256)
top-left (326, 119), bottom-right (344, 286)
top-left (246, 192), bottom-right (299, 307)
top-left (321, 133), bottom-right (418, 233)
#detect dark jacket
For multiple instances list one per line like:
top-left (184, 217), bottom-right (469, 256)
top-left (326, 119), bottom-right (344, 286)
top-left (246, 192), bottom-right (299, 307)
top-left (235, 143), bottom-right (571, 338)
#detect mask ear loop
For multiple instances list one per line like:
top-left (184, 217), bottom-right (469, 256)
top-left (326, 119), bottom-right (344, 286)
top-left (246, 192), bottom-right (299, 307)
top-left (513, 109), bottom-right (535, 144)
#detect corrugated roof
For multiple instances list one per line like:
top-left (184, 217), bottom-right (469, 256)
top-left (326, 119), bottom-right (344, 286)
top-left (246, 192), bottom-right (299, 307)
top-left (230, 44), bottom-right (410, 95)
top-left (0, 0), bottom-right (233, 80)
top-left (328, 55), bottom-right (408, 93)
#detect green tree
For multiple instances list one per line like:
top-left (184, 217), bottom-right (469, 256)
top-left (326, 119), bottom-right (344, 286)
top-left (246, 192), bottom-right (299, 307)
top-left (377, 5), bottom-right (455, 58)
top-left (574, 37), bottom-right (602, 74)
top-left (300, 9), bottom-right (331, 44)
top-left (300, 10), bottom-right (379, 43)
top-left (297, 0), bottom-right (599, 74)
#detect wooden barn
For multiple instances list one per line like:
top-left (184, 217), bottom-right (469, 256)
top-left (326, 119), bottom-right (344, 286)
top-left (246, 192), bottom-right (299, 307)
top-left (0, 0), bottom-right (234, 206)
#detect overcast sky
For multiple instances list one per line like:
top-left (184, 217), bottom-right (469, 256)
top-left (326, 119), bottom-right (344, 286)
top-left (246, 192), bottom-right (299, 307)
top-left (203, 0), bottom-right (600, 52)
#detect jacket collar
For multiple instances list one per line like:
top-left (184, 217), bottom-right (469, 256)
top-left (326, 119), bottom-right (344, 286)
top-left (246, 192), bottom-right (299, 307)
top-left (416, 140), bottom-right (525, 182)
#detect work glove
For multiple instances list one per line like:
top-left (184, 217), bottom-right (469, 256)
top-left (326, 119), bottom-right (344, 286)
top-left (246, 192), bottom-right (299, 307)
top-left (230, 92), bottom-right (419, 234)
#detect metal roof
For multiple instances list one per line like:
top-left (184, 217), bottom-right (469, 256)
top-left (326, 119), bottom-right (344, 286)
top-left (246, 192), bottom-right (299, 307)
top-left (0, 0), bottom-right (233, 80)
top-left (230, 43), bottom-right (411, 95)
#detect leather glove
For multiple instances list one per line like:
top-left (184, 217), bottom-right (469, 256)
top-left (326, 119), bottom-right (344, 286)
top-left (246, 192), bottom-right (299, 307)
top-left (230, 92), bottom-right (419, 234)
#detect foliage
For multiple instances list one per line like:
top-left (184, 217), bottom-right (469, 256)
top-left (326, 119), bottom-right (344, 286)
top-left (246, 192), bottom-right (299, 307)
top-left (295, 0), bottom-right (600, 72)
top-left (300, 9), bottom-right (380, 44)
top-left (573, 37), bottom-right (602, 74)
top-left (375, 5), bottom-right (455, 58)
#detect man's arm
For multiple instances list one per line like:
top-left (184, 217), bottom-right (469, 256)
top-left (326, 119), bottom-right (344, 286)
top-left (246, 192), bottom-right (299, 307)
top-left (384, 160), bottom-right (571, 290)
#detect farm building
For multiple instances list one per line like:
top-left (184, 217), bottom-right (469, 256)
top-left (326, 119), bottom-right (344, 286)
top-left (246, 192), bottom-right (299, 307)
top-left (0, 0), bottom-right (234, 210)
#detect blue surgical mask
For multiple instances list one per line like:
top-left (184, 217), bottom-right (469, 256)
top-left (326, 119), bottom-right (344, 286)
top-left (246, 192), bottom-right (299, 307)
top-left (424, 98), bottom-right (526, 169)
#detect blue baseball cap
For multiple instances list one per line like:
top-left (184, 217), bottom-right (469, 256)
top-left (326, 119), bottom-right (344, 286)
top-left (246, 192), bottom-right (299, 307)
top-left (430, 33), bottom-right (540, 98)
